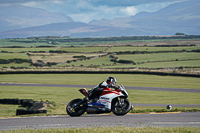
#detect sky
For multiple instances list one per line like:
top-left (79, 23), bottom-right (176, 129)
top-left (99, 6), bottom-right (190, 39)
top-left (0, 0), bottom-right (188, 23)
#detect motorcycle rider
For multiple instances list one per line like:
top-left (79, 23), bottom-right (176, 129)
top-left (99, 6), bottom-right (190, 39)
top-left (86, 77), bottom-right (119, 102)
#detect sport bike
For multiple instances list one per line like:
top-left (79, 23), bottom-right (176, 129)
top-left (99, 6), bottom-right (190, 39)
top-left (66, 84), bottom-right (132, 116)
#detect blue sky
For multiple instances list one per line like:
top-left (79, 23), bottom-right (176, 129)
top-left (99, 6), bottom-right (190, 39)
top-left (0, 0), bottom-right (188, 23)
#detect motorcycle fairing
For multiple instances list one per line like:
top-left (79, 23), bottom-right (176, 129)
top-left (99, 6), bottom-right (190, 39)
top-left (79, 88), bottom-right (88, 96)
top-left (98, 88), bottom-right (123, 109)
top-left (88, 102), bottom-right (104, 107)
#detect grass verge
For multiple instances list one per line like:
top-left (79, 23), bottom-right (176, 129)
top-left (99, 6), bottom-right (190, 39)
top-left (130, 108), bottom-right (200, 113)
top-left (0, 74), bottom-right (200, 89)
top-left (0, 86), bottom-right (199, 117)
top-left (1, 127), bottom-right (200, 133)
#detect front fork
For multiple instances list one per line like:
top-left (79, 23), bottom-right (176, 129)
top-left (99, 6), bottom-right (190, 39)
top-left (117, 97), bottom-right (124, 107)
top-left (117, 97), bottom-right (134, 110)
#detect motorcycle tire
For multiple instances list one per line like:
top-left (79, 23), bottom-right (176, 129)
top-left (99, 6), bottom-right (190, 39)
top-left (66, 99), bottom-right (86, 117)
top-left (112, 98), bottom-right (131, 116)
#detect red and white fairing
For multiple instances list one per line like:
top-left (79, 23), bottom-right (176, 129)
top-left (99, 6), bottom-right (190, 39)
top-left (79, 84), bottom-right (128, 110)
top-left (67, 84), bottom-right (131, 116)
top-left (97, 85), bottom-right (128, 109)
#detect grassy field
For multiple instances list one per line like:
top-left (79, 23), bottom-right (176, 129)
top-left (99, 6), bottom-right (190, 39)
top-left (0, 46), bottom-right (108, 53)
top-left (59, 46), bottom-right (109, 53)
top-left (0, 62), bottom-right (32, 68)
top-left (0, 39), bottom-right (53, 47)
top-left (58, 52), bottom-right (200, 68)
top-left (0, 40), bottom-right (200, 71)
top-left (0, 47), bottom-right (57, 53)
top-left (1, 127), bottom-right (200, 133)
top-left (64, 55), bottom-right (113, 67)
top-left (0, 74), bottom-right (200, 89)
top-left (107, 46), bottom-right (200, 52)
top-left (104, 60), bottom-right (200, 69)
top-left (116, 53), bottom-right (200, 62)
top-left (29, 53), bottom-right (106, 64)
top-left (0, 85), bottom-right (200, 117)
top-left (0, 53), bottom-right (29, 60)
top-left (0, 74), bottom-right (199, 117)
top-left (1, 85), bottom-right (199, 106)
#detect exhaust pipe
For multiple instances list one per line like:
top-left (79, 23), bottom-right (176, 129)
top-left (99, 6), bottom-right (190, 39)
top-left (86, 107), bottom-right (97, 114)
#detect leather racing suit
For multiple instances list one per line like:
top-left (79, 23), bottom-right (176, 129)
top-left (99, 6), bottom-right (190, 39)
top-left (88, 81), bottom-right (119, 102)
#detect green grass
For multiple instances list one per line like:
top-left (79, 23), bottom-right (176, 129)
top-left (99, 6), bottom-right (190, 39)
top-left (116, 53), bottom-right (200, 63)
top-left (0, 47), bottom-right (57, 53)
top-left (1, 86), bottom-right (199, 105)
top-left (0, 84), bottom-right (199, 117)
top-left (0, 62), bottom-right (32, 68)
top-left (0, 105), bottom-right (19, 117)
top-left (107, 46), bottom-right (200, 52)
top-left (0, 53), bottom-right (29, 59)
top-left (0, 39), bottom-right (52, 47)
top-left (135, 60), bottom-right (200, 68)
top-left (66, 56), bottom-right (114, 67)
top-left (0, 86), bottom-right (82, 116)
top-left (130, 108), bottom-right (200, 113)
top-left (105, 60), bottom-right (200, 68)
top-left (132, 106), bottom-right (200, 110)
top-left (1, 46), bottom-right (199, 53)
top-left (59, 46), bottom-right (108, 53)
top-left (101, 52), bottom-right (200, 68)
top-left (1, 127), bottom-right (200, 133)
top-left (0, 52), bottom-right (31, 68)
top-left (128, 90), bottom-right (200, 104)
top-left (0, 74), bottom-right (200, 89)
top-left (0, 45), bottom-right (200, 71)
top-left (0, 74), bottom-right (199, 117)
top-left (0, 86), bottom-right (82, 104)
top-left (58, 52), bottom-right (200, 68)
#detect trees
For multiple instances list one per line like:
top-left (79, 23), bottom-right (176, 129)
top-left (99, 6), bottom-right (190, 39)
top-left (175, 32), bottom-right (185, 35)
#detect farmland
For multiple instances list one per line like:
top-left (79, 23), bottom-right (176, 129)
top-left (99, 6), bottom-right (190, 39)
top-left (0, 35), bottom-right (200, 76)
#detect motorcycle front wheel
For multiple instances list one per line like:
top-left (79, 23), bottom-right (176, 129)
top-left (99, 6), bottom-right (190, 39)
top-left (112, 98), bottom-right (131, 116)
top-left (66, 99), bottom-right (86, 117)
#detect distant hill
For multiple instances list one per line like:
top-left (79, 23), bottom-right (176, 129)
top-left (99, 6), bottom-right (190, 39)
top-left (0, 22), bottom-right (117, 39)
top-left (0, 5), bottom-right (73, 32)
top-left (89, 0), bottom-right (200, 35)
top-left (0, 0), bottom-right (200, 39)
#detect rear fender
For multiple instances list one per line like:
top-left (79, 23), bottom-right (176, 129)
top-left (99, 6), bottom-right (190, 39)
top-left (79, 88), bottom-right (88, 96)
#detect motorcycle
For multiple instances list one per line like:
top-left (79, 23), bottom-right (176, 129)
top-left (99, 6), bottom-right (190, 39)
top-left (66, 84), bottom-right (132, 117)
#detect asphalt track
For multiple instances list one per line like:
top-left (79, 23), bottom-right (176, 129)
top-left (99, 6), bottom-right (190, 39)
top-left (1, 82), bottom-right (200, 93)
top-left (0, 112), bottom-right (200, 130)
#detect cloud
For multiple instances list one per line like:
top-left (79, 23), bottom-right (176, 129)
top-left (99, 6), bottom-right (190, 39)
top-left (22, 0), bottom-right (64, 7)
top-left (135, 1), bottom-right (179, 13)
top-left (90, 0), bottom-right (187, 7)
top-left (120, 6), bottom-right (138, 16)
top-left (0, 0), bottom-right (188, 23)
top-left (0, 0), bottom-right (187, 5)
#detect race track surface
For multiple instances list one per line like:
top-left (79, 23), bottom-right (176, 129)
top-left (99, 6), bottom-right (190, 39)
top-left (0, 112), bottom-right (200, 130)
top-left (0, 82), bottom-right (200, 93)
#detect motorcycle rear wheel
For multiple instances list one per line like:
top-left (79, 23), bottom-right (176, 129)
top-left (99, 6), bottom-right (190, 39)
top-left (112, 98), bottom-right (131, 116)
top-left (66, 99), bottom-right (86, 117)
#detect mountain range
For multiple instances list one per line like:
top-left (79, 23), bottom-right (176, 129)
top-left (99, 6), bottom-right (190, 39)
top-left (0, 0), bottom-right (199, 39)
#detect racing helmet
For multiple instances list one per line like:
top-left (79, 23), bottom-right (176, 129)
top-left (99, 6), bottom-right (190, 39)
top-left (106, 77), bottom-right (117, 85)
